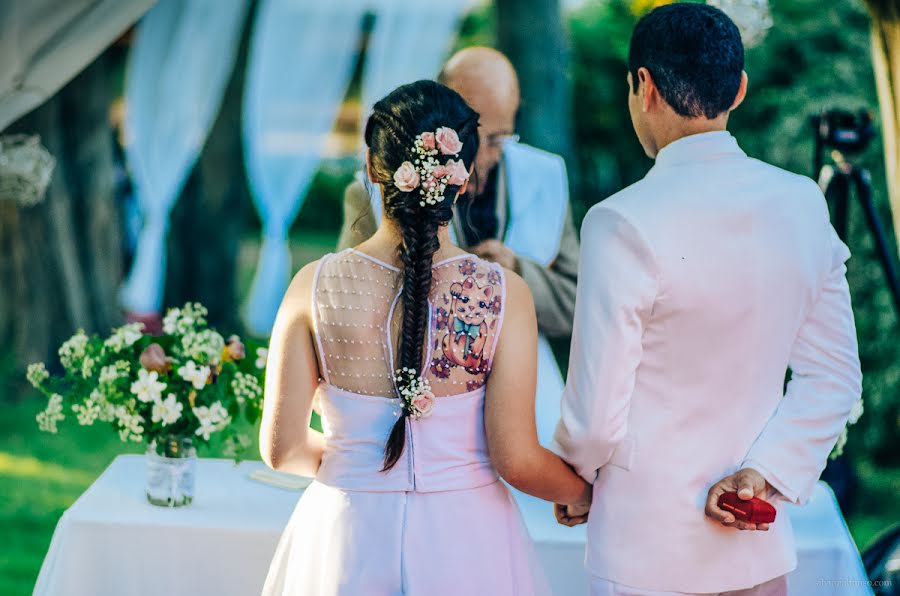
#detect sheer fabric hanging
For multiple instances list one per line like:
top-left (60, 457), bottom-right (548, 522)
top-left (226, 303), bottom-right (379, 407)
top-left (119, 0), bottom-right (249, 315)
top-left (360, 0), bottom-right (467, 124)
top-left (241, 0), bottom-right (368, 336)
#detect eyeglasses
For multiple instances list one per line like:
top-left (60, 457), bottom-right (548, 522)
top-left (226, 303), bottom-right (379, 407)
top-left (484, 133), bottom-right (519, 149)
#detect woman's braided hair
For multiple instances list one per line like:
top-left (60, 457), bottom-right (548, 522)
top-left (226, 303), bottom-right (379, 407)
top-left (363, 80), bottom-right (480, 471)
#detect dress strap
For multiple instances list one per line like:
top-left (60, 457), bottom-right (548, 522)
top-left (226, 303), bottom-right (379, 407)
top-left (311, 253), bottom-right (333, 385)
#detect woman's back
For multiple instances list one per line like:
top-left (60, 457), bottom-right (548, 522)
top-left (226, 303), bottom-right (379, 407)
top-left (312, 248), bottom-right (507, 492)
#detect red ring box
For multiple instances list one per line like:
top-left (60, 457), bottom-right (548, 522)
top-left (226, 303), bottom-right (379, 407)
top-left (717, 491), bottom-right (777, 524)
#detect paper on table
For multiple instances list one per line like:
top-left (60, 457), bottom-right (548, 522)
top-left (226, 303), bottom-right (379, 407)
top-left (248, 468), bottom-right (313, 491)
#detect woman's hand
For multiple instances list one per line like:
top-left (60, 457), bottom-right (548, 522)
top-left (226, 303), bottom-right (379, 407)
top-left (554, 480), bottom-right (592, 527)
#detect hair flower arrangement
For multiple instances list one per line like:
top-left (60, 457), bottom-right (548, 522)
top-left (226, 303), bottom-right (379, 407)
top-left (392, 127), bottom-right (470, 207)
top-left (394, 367), bottom-right (435, 419)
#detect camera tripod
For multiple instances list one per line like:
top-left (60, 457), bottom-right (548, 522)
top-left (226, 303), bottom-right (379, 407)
top-left (814, 116), bottom-right (900, 320)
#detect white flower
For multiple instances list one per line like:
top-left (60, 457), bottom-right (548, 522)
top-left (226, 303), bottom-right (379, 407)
top-left (152, 393), bottom-right (183, 426)
top-left (114, 404), bottom-right (144, 442)
top-left (59, 330), bottom-right (89, 372)
top-left (81, 355), bottom-right (96, 379)
top-left (99, 361), bottom-right (130, 385)
top-left (177, 361), bottom-right (210, 390)
top-left (26, 362), bottom-right (49, 388)
top-left (180, 329), bottom-right (224, 365)
top-left (255, 348), bottom-right (268, 369)
top-left (192, 401), bottom-right (230, 440)
top-left (72, 389), bottom-right (103, 426)
top-left (231, 372), bottom-right (261, 404)
top-left (163, 303), bottom-right (208, 335)
top-left (848, 399), bottom-right (864, 425)
top-left (37, 394), bottom-right (65, 433)
top-left (131, 369), bottom-right (166, 403)
top-left (103, 322), bottom-right (144, 353)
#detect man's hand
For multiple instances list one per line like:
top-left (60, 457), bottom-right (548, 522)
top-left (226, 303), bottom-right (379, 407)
top-left (470, 239), bottom-right (518, 272)
top-left (705, 467), bottom-right (772, 531)
top-left (555, 480), bottom-right (592, 527)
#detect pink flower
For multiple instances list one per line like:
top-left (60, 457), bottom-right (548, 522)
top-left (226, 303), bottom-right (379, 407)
top-left (412, 390), bottom-right (436, 418)
top-left (446, 159), bottom-right (470, 186)
top-left (420, 132), bottom-right (436, 151)
top-left (393, 161), bottom-right (420, 192)
top-left (432, 164), bottom-right (449, 179)
top-left (435, 127), bottom-right (463, 155)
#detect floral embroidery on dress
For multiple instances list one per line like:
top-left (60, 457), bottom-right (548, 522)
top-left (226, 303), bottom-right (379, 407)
top-left (458, 259), bottom-right (477, 276)
top-left (430, 356), bottom-right (453, 379)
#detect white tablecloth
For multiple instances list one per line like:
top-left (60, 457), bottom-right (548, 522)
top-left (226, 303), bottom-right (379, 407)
top-left (34, 456), bottom-right (871, 596)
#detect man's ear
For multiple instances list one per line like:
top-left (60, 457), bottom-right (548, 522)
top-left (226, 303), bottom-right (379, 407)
top-left (729, 71), bottom-right (749, 112)
top-left (638, 67), bottom-right (657, 113)
top-left (365, 149), bottom-right (377, 183)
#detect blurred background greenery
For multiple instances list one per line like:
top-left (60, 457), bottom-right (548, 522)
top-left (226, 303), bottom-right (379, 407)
top-left (2, 0), bottom-right (899, 594)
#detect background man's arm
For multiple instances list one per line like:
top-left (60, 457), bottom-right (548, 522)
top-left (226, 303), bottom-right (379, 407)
top-left (516, 205), bottom-right (579, 338)
top-left (337, 180), bottom-right (377, 250)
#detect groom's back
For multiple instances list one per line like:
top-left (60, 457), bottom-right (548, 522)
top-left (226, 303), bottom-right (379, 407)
top-left (583, 132), bottom-right (839, 591)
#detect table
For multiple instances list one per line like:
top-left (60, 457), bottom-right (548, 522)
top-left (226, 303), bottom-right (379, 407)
top-left (34, 456), bottom-right (871, 595)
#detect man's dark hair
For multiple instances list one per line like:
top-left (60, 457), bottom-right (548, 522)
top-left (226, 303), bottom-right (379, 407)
top-left (628, 3), bottom-right (744, 119)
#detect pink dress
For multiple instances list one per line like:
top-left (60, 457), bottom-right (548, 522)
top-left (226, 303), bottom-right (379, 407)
top-left (262, 249), bottom-right (551, 596)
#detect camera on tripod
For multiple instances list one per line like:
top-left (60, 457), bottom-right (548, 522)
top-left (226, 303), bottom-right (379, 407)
top-left (811, 109), bottom-right (875, 156)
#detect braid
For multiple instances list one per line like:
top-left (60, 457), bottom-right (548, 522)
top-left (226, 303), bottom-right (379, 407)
top-left (364, 80), bottom-right (481, 472)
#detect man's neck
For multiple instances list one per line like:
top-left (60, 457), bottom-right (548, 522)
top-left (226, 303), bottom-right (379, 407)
top-left (653, 115), bottom-right (730, 156)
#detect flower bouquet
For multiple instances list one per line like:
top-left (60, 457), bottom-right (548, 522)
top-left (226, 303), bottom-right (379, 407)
top-left (28, 303), bottom-right (268, 506)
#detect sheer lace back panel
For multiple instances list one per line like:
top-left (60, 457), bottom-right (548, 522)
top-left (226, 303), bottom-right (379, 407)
top-left (313, 249), bottom-right (506, 398)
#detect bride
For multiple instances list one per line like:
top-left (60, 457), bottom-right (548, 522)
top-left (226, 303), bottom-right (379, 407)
top-left (259, 79), bottom-right (590, 595)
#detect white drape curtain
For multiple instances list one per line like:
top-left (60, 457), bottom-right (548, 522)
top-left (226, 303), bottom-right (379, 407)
top-left (360, 0), bottom-right (467, 120)
top-left (119, 0), bottom-right (249, 314)
top-left (242, 0), bottom-right (369, 335)
top-left (243, 0), bottom-right (465, 335)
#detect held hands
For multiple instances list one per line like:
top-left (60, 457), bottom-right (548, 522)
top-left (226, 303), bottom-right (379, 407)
top-left (470, 240), bottom-right (519, 272)
top-left (554, 480), bottom-right (593, 527)
top-left (705, 467), bottom-right (773, 531)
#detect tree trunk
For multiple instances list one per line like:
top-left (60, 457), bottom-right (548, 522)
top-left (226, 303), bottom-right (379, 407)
top-left (495, 0), bottom-right (574, 161)
top-left (164, 9), bottom-right (253, 333)
top-left (0, 49), bottom-right (123, 373)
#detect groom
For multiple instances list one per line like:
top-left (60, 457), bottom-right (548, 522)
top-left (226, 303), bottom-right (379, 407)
top-left (552, 4), bottom-right (863, 596)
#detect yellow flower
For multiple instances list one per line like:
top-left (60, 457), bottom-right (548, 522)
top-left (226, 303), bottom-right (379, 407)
top-left (630, 0), bottom-right (673, 17)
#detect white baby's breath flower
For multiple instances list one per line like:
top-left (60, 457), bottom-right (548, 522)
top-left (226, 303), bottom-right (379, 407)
top-left (103, 322), bottom-right (145, 353)
top-left (37, 394), bottom-right (65, 433)
top-left (131, 369), bottom-right (166, 403)
top-left (26, 362), bottom-right (49, 388)
top-left (114, 404), bottom-right (144, 442)
top-left (181, 329), bottom-right (224, 365)
top-left (152, 393), bottom-right (183, 426)
top-left (255, 347), bottom-right (268, 369)
top-left (72, 389), bottom-right (103, 426)
top-left (231, 372), bottom-right (261, 405)
top-left (177, 360), bottom-right (210, 390)
top-left (59, 330), bottom-right (89, 372)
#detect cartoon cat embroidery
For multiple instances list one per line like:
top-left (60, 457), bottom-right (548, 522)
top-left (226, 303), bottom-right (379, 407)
top-left (443, 277), bottom-right (493, 370)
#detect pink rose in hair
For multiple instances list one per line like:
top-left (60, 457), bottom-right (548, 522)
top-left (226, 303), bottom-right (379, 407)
top-left (446, 159), bottom-right (470, 186)
top-left (432, 164), bottom-right (449, 179)
top-left (421, 132), bottom-right (436, 151)
top-left (412, 390), bottom-right (436, 418)
top-left (393, 161), bottom-right (420, 192)
top-left (435, 127), bottom-right (463, 155)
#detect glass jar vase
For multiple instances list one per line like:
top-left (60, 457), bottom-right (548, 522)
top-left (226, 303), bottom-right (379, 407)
top-left (145, 435), bottom-right (196, 507)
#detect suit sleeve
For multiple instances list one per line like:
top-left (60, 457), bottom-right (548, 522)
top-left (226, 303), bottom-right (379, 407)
top-left (742, 226), bottom-right (862, 505)
top-left (516, 204), bottom-right (579, 338)
top-left (552, 205), bottom-right (658, 482)
top-left (337, 181), bottom-right (378, 250)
